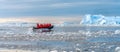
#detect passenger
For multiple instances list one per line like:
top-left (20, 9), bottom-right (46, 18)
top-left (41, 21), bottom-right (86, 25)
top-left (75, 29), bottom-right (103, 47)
top-left (37, 23), bottom-right (40, 28)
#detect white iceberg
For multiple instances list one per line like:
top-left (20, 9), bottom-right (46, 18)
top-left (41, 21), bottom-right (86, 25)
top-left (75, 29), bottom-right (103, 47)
top-left (81, 14), bottom-right (120, 25)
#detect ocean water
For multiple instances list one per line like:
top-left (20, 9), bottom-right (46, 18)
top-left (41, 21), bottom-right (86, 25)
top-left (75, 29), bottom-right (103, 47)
top-left (0, 26), bottom-right (120, 52)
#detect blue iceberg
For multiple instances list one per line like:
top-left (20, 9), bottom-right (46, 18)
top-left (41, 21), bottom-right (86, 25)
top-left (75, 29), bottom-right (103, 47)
top-left (81, 14), bottom-right (120, 25)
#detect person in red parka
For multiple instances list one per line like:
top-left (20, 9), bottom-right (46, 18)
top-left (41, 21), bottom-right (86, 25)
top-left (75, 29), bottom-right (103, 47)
top-left (37, 23), bottom-right (40, 28)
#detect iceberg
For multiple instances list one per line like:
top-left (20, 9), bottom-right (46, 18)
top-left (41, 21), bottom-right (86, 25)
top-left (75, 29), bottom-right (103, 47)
top-left (81, 14), bottom-right (120, 25)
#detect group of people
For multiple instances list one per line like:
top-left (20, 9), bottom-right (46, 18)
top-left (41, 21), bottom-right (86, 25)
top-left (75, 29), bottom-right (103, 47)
top-left (36, 23), bottom-right (52, 29)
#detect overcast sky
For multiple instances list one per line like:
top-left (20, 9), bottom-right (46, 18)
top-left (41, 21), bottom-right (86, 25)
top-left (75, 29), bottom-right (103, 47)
top-left (0, 0), bottom-right (120, 17)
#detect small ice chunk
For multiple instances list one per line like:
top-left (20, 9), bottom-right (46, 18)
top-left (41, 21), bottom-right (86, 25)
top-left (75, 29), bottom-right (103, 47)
top-left (115, 30), bottom-right (120, 34)
top-left (115, 47), bottom-right (120, 52)
top-left (50, 50), bottom-right (58, 52)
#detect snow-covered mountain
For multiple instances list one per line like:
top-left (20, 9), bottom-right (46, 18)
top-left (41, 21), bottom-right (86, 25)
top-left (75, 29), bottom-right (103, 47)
top-left (81, 14), bottom-right (120, 25)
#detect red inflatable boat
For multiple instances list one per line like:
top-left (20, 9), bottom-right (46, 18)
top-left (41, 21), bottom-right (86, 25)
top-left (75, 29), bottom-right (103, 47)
top-left (33, 23), bottom-right (54, 32)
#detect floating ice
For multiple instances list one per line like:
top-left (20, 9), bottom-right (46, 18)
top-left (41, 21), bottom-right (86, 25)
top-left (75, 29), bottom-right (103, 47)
top-left (115, 47), bottom-right (120, 52)
top-left (54, 21), bottom-right (77, 27)
top-left (50, 50), bottom-right (58, 52)
top-left (81, 14), bottom-right (120, 25)
top-left (114, 30), bottom-right (120, 34)
top-left (0, 22), bottom-right (35, 27)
